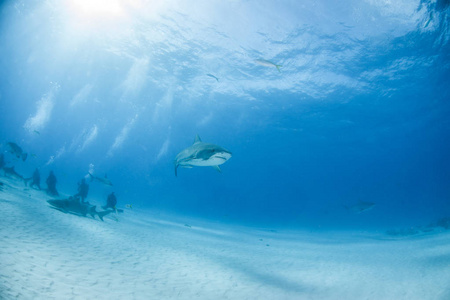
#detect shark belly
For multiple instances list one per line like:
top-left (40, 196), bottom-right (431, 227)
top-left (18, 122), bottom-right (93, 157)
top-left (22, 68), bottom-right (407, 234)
top-left (183, 157), bottom-right (224, 167)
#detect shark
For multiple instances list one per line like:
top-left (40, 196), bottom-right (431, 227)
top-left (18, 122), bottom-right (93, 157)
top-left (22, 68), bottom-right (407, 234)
top-left (345, 201), bottom-right (375, 214)
top-left (2, 166), bottom-right (31, 185)
top-left (88, 172), bottom-right (113, 186)
top-left (6, 142), bottom-right (27, 161)
top-left (174, 135), bottom-right (232, 176)
top-left (47, 197), bottom-right (113, 221)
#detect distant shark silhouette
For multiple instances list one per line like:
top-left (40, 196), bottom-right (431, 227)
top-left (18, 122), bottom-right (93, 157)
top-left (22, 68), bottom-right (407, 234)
top-left (88, 172), bottom-right (113, 186)
top-left (174, 135), bottom-right (232, 176)
top-left (47, 197), bottom-right (112, 221)
top-left (345, 201), bottom-right (375, 214)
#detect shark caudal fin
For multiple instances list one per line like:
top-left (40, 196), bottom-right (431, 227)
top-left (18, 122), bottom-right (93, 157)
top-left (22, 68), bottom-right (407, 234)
top-left (97, 210), bottom-right (112, 222)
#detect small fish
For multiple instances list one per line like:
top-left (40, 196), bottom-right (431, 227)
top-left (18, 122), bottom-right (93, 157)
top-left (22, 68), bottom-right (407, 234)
top-left (206, 73), bottom-right (219, 82)
top-left (255, 59), bottom-right (282, 72)
top-left (6, 142), bottom-right (27, 161)
top-left (125, 204), bottom-right (133, 209)
top-left (33, 130), bottom-right (40, 135)
top-left (184, 224), bottom-right (192, 228)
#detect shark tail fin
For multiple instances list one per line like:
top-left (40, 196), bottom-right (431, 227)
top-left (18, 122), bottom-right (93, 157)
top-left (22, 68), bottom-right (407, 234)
top-left (276, 65), bottom-right (282, 72)
top-left (97, 210), bottom-right (112, 222)
top-left (22, 153), bottom-right (27, 161)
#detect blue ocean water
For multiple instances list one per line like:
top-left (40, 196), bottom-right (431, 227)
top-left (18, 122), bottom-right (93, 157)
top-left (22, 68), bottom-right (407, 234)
top-left (0, 0), bottom-right (449, 230)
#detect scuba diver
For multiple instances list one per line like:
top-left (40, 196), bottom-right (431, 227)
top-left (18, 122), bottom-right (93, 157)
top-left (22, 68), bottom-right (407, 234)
top-left (46, 170), bottom-right (59, 196)
top-left (29, 168), bottom-right (41, 190)
top-left (76, 178), bottom-right (89, 203)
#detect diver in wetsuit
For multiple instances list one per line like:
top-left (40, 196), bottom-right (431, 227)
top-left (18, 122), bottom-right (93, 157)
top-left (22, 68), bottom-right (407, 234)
top-left (46, 170), bottom-right (59, 196)
top-left (30, 168), bottom-right (41, 190)
top-left (76, 178), bottom-right (89, 203)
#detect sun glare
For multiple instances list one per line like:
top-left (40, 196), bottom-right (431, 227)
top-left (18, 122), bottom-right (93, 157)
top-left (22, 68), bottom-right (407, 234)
top-left (69, 0), bottom-right (124, 18)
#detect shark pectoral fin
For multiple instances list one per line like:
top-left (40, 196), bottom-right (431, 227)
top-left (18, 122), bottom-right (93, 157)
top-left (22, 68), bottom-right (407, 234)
top-left (212, 165), bottom-right (222, 172)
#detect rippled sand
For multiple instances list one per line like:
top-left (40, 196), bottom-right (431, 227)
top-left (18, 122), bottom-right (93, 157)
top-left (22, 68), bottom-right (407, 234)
top-left (1, 177), bottom-right (449, 300)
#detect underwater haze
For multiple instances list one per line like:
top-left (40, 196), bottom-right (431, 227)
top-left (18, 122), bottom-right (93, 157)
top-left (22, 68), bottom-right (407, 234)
top-left (0, 0), bottom-right (448, 228)
top-left (1, 0), bottom-right (450, 299)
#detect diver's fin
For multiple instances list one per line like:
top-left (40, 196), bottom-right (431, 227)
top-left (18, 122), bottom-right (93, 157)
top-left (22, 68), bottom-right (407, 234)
top-left (212, 165), bottom-right (222, 173)
top-left (194, 134), bottom-right (202, 144)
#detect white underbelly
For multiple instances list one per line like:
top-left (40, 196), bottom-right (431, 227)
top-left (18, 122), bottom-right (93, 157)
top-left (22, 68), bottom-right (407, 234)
top-left (183, 157), bottom-right (226, 167)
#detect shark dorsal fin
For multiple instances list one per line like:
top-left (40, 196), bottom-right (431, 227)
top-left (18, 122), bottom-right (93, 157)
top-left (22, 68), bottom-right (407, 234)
top-left (194, 134), bottom-right (202, 144)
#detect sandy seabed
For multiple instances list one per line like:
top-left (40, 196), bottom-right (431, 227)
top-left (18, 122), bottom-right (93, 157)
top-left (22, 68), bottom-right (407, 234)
top-left (1, 177), bottom-right (449, 300)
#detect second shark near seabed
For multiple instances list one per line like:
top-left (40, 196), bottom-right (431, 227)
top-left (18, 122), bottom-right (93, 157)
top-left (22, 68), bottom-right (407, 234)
top-left (47, 197), bottom-right (113, 221)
